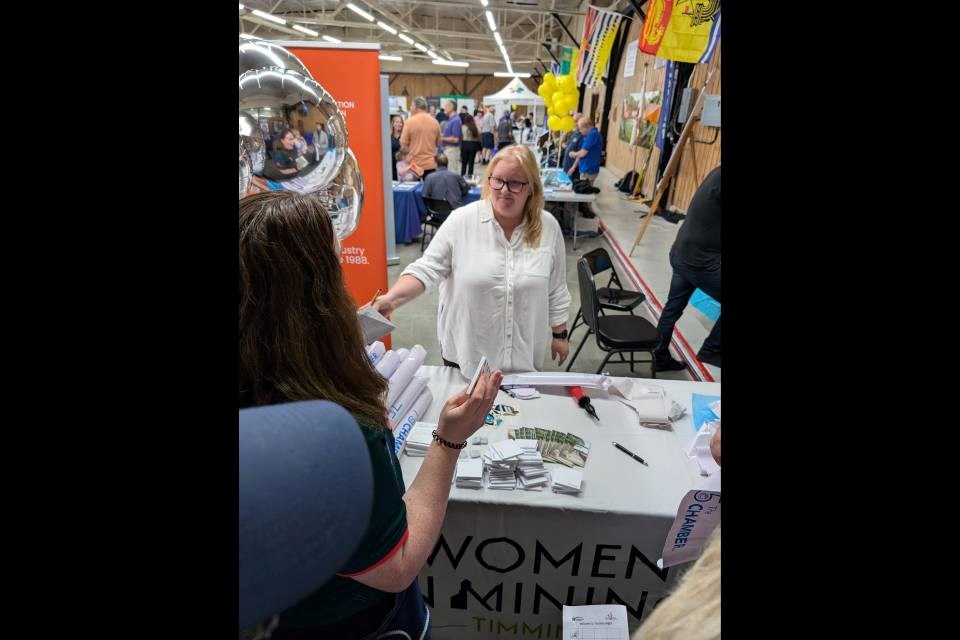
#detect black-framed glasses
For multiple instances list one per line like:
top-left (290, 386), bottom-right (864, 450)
top-left (488, 176), bottom-right (528, 194)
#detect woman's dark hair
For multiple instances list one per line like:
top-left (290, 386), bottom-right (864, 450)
top-left (239, 191), bottom-right (389, 428)
top-left (461, 113), bottom-right (480, 140)
top-left (274, 127), bottom-right (294, 151)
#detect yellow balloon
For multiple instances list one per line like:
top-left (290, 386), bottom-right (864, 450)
top-left (565, 95), bottom-right (579, 113)
top-left (543, 72), bottom-right (556, 88)
top-left (560, 115), bottom-right (575, 132)
top-left (547, 115), bottom-right (561, 131)
top-left (560, 74), bottom-right (576, 92)
top-left (537, 84), bottom-right (551, 99)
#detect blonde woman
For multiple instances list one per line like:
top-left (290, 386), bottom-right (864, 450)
top-left (632, 527), bottom-right (721, 640)
top-left (373, 144), bottom-right (571, 376)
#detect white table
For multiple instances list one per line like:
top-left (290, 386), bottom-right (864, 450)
top-left (543, 188), bottom-right (597, 250)
top-left (400, 366), bottom-right (720, 638)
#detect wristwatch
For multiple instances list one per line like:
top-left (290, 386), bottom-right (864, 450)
top-left (552, 330), bottom-right (568, 340)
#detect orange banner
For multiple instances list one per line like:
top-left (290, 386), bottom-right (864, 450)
top-left (288, 45), bottom-right (388, 323)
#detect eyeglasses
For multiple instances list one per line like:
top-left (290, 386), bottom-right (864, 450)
top-left (488, 176), bottom-right (528, 194)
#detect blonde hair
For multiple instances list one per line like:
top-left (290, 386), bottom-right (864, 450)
top-left (633, 527), bottom-right (720, 640)
top-left (480, 145), bottom-right (545, 247)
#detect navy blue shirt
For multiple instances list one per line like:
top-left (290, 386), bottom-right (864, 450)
top-left (563, 129), bottom-right (584, 172)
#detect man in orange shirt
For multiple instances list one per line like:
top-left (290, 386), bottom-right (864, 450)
top-left (399, 97), bottom-right (442, 179)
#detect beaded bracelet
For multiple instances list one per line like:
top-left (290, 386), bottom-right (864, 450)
top-left (432, 429), bottom-right (468, 450)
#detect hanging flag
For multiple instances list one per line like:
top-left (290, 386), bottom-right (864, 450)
top-left (640, 0), bottom-right (721, 64)
top-left (655, 60), bottom-right (679, 150)
top-left (640, 0), bottom-right (674, 56)
top-left (560, 46), bottom-right (574, 75)
top-left (576, 5), bottom-right (626, 87)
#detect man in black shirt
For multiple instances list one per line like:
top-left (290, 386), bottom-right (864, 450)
top-left (654, 165), bottom-right (721, 370)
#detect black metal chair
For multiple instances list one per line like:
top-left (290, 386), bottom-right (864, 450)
top-left (421, 196), bottom-right (453, 251)
top-left (568, 247), bottom-right (646, 342)
top-left (566, 257), bottom-right (660, 376)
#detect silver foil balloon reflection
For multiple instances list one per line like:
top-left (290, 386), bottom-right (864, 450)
top-left (239, 39), bottom-right (312, 78)
top-left (239, 111), bottom-right (266, 173)
top-left (238, 68), bottom-right (348, 189)
top-left (311, 149), bottom-right (363, 240)
top-left (239, 138), bottom-right (252, 199)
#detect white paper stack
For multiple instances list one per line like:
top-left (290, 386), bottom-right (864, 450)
top-left (610, 379), bottom-right (672, 429)
top-left (455, 458), bottom-right (484, 489)
top-left (516, 441), bottom-right (548, 490)
top-left (551, 467), bottom-right (584, 495)
top-left (483, 439), bottom-right (524, 490)
top-left (404, 422), bottom-right (436, 457)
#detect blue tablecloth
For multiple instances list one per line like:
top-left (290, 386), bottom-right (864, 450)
top-left (392, 182), bottom-right (482, 244)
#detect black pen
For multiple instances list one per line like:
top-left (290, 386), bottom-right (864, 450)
top-left (613, 441), bottom-right (648, 466)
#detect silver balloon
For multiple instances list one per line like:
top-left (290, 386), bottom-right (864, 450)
top-left (239, 68), bottom-right (348, 189)
top-left (239, 39), bottom-right (312, 78)
top-left (239, 111), bottom-right (266, 173)
top-left (309, 148), bottom-right (363, 240)
top-left (239, 138), bottom-right (252, 199)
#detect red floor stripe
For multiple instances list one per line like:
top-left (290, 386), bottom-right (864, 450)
top-left (598, 219), bottom-right (716, 383)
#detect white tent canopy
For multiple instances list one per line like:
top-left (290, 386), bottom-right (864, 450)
top-left (483, 77), bottom-right (546, 134)
top-left (483, 77), bottom-right (543, 106)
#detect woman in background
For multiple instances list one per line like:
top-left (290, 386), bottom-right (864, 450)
top-left (459, 113), bottom-right (481, 177)
top-left (389, 115), bottom-right (404, 181)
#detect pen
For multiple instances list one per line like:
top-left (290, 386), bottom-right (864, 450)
top-left (370, 288), bottom-right (382, 306)
top-left (612, 441), bottom-right (647, 466)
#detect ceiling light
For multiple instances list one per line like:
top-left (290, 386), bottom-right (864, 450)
top-left (414, 42), bottom-right (428, 52)
top-left (480, 0), bottom-right (489, 6)
top-left (398, 33), bottom-right (415, 45)
top-left (499, 44), bottom-right (508, 57)
top-left (379, 54), bottom-right (403, 61)
top-left (251, 9), bottom-right (286, 25)
top-left (443, 51), bottom-right (454, 61)
top-left (485, 10), bottom-right (496, 31)
top-left (322, 35), bottom-right (342, 43)
top-left (494, 32), bottom-right (503, 46)
top-left (239, 33), bottom-right (257, 40)
top-left (494, 72), bottom-right (532, 78)
top-left (432, 59), bottom-right (469, 67)
top-left (239, 3), bottom-right (245, 10)
top-left (376, 21), bottom-right (398, 35)
top-left (346, 3), bottom-right (375, 22)
top-left (292, 24), bottom-right (319, 37)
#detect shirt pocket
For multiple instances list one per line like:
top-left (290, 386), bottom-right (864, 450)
top-left (524, 248), bottom-right (553, 278)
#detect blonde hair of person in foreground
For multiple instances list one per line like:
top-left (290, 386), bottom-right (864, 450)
top-left (632, 527), bottom-right (720, 640)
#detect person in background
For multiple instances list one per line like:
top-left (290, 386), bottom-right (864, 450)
top-left (567, 116), bottom-right (601, 185)
top-left (421, 154), bottom-right (469, 209)
top-left (480, 106), bottom-right (496, 164)
top-left (389, 115), bottom-right (404, 181)
top-left (562, 111), bottom-right (584, 180)
top-left (239, 190), bottom-right (502, 640)
top-left (496, 111), bottom-right (515, 150)
top-left (271, 128), bottom-right (300, 175)
top-left (435, 103), bottom-right (448, 124)
top-left (400, 97), bottom-right (443, 180)
top-left (459, 113), bottom-right (481, 177)
top-left (313, 121), bottom-right (330, 162)
top-left (522, 118), bottom-right (534, 144)
top-left (652, 165), bottom-right (721, 371)
top-left (374, 145), bottom-right (571, 376)
top-left (440, 100), bottom-right (463, 175)
top-left (395, 146), bottom-right (420, 182)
